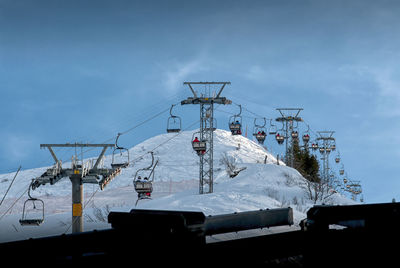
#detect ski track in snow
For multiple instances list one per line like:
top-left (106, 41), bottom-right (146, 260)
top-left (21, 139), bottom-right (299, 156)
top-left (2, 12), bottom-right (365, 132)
top-left (0, 129), bottom-right (356, 242)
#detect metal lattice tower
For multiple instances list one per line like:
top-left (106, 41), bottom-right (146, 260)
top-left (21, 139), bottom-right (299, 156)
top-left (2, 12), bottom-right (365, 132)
top-left (181, 82), bottom-right (231, 194)
top-left (316, 131), bottom-right (336, 183)
top-left (275, 108), bottom-right (303, 167)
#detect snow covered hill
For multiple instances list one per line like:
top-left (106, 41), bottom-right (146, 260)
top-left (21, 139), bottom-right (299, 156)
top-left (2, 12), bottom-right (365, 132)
top-left (0, 129), bottom-right (355, 242)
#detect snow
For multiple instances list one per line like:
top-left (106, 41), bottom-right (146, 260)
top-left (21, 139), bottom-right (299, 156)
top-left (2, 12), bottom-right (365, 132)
top-left (0, 129), bottom-right (356, 243)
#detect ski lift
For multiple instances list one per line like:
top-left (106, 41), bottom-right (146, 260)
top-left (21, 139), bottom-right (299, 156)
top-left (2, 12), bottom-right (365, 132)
top-left (229, 104), bottom-right (242, 135)
top-left (275, 133), bottom-right (285, 145)
top-left (302, 125), bottom-right (310, 144)
top-left (335, 152), bottom-right (340, 163)
top-left (268, 119), bottom-right (277, 135)
top-left (253, 118), bottom-right (267, 144)
top-left (133, 152), bottom-right (158, 206)
top-left (111, 133), bottom-right (130, 169)
top-left (311, 143), bottom-right (318, 151)
top-left (340, 165), bottom-right (345, 176)
top-left (20, 180), bottom-right (44, 226)
top-left (302, 134), bottom-right (310, 143)
top-left (191, 132), bottom-right (206, 156)
top-left (166, 104), bottom-right (182, 133)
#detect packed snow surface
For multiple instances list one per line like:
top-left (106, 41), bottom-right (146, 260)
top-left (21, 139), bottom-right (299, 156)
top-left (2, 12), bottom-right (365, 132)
top-left (0, 129), bottom-right (355, 242)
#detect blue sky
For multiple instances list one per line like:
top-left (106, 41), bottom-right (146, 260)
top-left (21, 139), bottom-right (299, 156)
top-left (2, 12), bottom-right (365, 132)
top-left (1, 0), bottom-right (400, 203)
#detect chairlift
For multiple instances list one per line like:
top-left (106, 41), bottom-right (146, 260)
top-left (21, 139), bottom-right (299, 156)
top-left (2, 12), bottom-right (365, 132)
top-left (302, 125), bottom-right (310, 144)
top-left (111, 133), bottom-right (130, 169)
top-left (133, 152), bottom-right (158, 206)
top-left (311, 143), bottom-right (318, 151)
top-left (275, 133), bottom-right (285, 145)
top-left (20, 180), bottom-right (44, 226)
top-left (191, 132), bottom-right (206, 156)
top-left (335, 152), bottom-right (340, 163)
top-left (229, 104), bottom-right (242, 135)
top-left (302, 134), bottom-right (310, 143)
top-left (253, 118), bottom-right (267, 144)
top-left (340, 165), bottom-right (345, 175)
top-left (167, 104), bottom-right (182, 133)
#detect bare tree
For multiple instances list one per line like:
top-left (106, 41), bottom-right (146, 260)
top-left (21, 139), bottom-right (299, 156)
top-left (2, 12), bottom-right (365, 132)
top-left (219, 153), bottom-right (246, 178)
top-left (300, 175), bottom-right (337, 204)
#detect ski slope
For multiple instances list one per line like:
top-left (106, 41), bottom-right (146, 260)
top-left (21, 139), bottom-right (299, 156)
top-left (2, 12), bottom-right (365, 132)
top-left (0, 129), bottom-right (355, 242)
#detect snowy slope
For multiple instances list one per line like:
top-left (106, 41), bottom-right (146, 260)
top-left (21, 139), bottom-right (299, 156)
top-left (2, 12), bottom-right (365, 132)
top-left (0, 129), bottom-right (355, 242)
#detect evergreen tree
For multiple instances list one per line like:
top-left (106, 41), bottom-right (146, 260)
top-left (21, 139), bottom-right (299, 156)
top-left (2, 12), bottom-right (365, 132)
top-left (287, 138), bottom-right (320, 183)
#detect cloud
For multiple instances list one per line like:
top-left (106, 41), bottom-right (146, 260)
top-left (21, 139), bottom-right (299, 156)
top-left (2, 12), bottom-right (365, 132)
top-left (369, 67), bottom-right (400, 117)
top-left (163, 57), bottom-right (208, 93)
top-left (2, 133), bottom-right (37, 162)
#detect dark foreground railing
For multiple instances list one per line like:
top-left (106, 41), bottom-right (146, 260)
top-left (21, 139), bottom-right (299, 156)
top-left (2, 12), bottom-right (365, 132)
top-left (2, 203), bottom-right (400, 266)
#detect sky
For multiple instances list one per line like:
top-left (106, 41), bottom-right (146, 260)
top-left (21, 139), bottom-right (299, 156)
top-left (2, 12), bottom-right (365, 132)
top-left (1, 0), bottom-right (400, 203)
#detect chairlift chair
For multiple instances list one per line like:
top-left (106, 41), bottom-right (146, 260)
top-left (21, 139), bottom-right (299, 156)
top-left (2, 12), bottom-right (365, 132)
top-left (302, 125), bottom-right (310, 144)
top-left (229, 104), bottom-right (242, 135)
top-left (339, 165), bottom-right (345, 176)
top-left (311, 142), bottom-right (318, 151)
top-left (255, 132), bottom-right (267, 144)
top-left (133, 152), bottom-right (158, 206)
top-left (20, 180), bottom-right (44, 226)
top-left (275, 133), bottom-right (285, 145)
top-left (302, 134), bottom-right (310, 144)
top-left (166, 104), bottom-right (182, 133)
top-left (191, 132), bottom-right (207, 156)
top-left (253, 118), bottom-right (267, 144)
top-left (111, 133), bottom-right (130, 169)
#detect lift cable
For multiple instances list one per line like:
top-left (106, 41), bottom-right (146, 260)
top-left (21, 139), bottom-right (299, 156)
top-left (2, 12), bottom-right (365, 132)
top-left (0, 183), bottom-right (30, 222)
top-left (0, 166), bottom-right (21, 208)
top-left (127, 118), bottom-right (200, 166)
top-left (67, 103), bottom-right (178, 164)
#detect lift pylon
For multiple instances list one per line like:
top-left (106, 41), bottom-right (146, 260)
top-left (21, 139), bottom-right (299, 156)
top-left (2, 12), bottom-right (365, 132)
top-left (181, 82), bottom-right (232, 194)
top-left (316, 131), bottom-right (336, 183)
top-left (275, 108), bottom-right (303, 167)
top-left (30, 143), bottom-right (118, 233)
